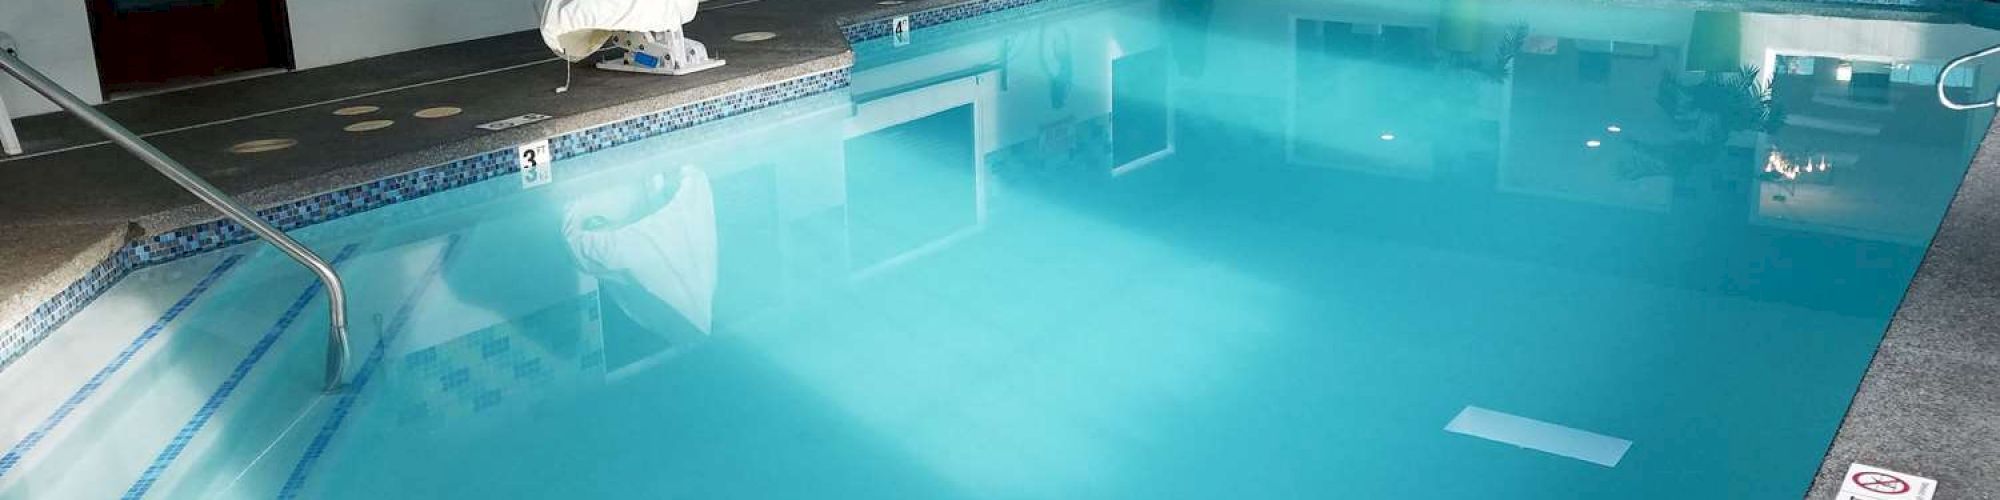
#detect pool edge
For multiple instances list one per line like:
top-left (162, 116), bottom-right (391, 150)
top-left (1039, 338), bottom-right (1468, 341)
top-left (0, 0), bottom-right (1062, 376)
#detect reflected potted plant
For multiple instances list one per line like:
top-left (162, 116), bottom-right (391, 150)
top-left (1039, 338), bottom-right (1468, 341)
top-left (1618, 65), bottom-right (1786, 192)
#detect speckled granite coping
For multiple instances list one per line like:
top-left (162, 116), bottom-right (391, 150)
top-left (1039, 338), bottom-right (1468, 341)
top-left (1805, 110), bottom-right (2000, 499)
top-left (0, 224), bottom-right (129, 357)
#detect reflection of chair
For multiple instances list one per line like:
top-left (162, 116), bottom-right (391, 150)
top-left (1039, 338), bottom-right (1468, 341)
top-left (563, 167), bottom-right (718, 341)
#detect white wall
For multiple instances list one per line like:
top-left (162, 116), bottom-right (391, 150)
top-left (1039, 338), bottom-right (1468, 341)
top-left (1739, 13), bottom-right (2000, 64)
top-left (285, 0), bottom-right (538, 69)
top-left (0, 0), bottom-right (539, 119)
top-left (0, 0), bottom-right (104, 117)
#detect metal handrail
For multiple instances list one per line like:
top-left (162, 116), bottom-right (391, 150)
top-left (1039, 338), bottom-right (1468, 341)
top-left (0, 43), bottom-right (351, 392)
top-left (1941, 44), bottom-right (2000, 111)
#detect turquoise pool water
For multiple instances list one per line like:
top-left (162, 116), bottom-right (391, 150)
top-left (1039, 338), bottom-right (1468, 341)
top-left (10, 0), bottom-right (2000, 498)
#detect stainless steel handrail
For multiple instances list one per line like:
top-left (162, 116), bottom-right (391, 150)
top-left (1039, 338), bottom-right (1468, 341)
top-left (0, 44), bottom-right (351, 392)
top-left (1941, 45), bottom-right (2000, 111)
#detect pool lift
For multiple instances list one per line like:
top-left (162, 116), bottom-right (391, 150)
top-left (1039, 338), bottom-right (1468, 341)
top-left (541, 0), bottom-right (725, 92)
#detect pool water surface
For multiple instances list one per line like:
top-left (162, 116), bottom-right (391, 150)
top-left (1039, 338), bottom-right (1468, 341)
top-left (7, 0), bottom-right (2000, 498)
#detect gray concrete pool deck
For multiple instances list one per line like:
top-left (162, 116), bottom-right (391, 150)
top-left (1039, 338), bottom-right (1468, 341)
top-left (0, 0), bottom-right (1995, 498)
top-left (1806, 116), bottom-right (2000, 500)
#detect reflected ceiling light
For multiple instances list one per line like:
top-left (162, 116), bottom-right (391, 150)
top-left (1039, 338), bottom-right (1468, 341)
top-left (1836, 62), bottom-right (1854, 82)
top-left (226, 138), bottom-right (297, 154)
top-left (344, 120), bottom-right (395, 132)
top-left (414, 106), bottom-right (462, 119)
top-left (1765, 150), bottom-right (1831, 180)
top-left (1585, 139), bottom-right (1602, 148)
top-left (1380, 133), bottom-right (1396, 141)
top-left (1607, 125), bottom-right (1622, 133)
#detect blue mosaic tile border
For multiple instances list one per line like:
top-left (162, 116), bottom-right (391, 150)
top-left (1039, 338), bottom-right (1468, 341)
top-left (0, 255), bottom-right (240, 482)
top-left (0, 66), bottom-right (850, 375)
top-left (824, 0), bottom-right (1954, 41)
top-left (841, 0), bottom-right (1051, 43)
top-left (121, 245), bottom-right (358, 500)
top-left (551, 69), bottom-right (849, 160)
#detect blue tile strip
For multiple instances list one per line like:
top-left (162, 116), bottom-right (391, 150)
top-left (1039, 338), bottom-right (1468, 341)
top-left (549, 68), bottom-right (849, 161)
top-left (0, 65), bottom-right (850, 376)
top-left (0, 255), bottom-right (241, 481)
top-left (274, 236), bottom-right (461, 500)
top-left (120, 244), bottom-right (360, 500)
top-left (842, 0), bottom-right (1046, 43)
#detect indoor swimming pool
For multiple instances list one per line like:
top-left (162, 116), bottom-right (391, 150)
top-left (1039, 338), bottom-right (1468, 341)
top-left (4, 0), bottom-right (2000, 498)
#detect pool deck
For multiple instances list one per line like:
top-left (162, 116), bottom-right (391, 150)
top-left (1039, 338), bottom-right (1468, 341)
top-left (1806, 117), bottom-right (2000, 499)
top-left (0, 0), bottom-right (1996, 497)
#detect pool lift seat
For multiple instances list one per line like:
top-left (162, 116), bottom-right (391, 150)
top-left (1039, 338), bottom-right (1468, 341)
top-left (541, 0), bottom-right (726, 77)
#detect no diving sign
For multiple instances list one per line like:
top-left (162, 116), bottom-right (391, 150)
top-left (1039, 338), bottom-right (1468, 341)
top-left (1837, 464), bottom-right (1936, 500)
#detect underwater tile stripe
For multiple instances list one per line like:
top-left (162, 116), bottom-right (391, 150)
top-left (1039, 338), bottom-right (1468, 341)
top-left (0, 65), bottom-right (849, 376)
top-left (121, 244), bottom-right (358, 500)
top-left (0, 255), bottom-right (241, 481)
top-left (275, 235), bottom-right (460, 500)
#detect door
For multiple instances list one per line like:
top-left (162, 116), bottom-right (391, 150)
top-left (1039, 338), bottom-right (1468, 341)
top-left (86, 0), bottom-right (293, 94)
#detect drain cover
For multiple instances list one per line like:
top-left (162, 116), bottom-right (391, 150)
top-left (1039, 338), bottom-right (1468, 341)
top-left (414, 106), bottom-right (463, 119)
top-left (226, 138), bottom-right (298, 154)
top-left (344, 120), bottom-right (396, 132)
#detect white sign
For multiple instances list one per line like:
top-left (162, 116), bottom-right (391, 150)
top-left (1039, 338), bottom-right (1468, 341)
top-left (1836, 463), bottom-right (1936, 500)
top-left (892, 16), bottom-right (912, 47)
top-left (478, 113), bottom-right (554, 131)
top-left (518, 140), bottom-right (553, 188)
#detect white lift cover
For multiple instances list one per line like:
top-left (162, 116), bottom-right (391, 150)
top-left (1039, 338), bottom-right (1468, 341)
top-left (541, 0), bottom-right (701, 61)
top-left (563, 167), bottom-right (718, 335)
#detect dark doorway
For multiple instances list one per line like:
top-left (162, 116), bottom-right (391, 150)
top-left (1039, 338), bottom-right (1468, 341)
top-left (86, 0), bottom-right (293, 95)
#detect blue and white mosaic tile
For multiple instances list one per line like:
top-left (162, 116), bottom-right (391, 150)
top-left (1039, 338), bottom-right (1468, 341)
top-left (552, 69), bottom-right (848, 160)
top-left (843, 0), bottom-right (1046, 43)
